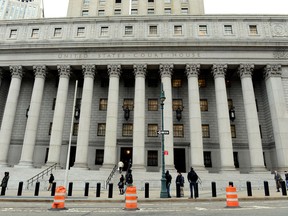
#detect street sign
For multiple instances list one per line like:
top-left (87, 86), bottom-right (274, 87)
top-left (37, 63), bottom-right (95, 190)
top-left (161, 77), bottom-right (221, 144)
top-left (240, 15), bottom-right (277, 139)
top-left (157, 130), bottom-right (170, 135)
top-left (164, 151), bottom-right (168, 155)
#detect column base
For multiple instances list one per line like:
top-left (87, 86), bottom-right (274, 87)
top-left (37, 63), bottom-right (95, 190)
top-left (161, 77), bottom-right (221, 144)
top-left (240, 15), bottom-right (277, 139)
top-left (42, 162), bottom-right (61, 169)
top-left (130, 164), bottom-right (146, 172)
top-left (189, 165), bottom-right (208, 173)
top-left (249, 166), bottom-right (268, 173)
top-left (70, 163), bottom-right (89, 170)
top-left (219, 166), bottom-right (239, 173)
top-left (100, 163), bottom-right (116, 171)
top-left (14, 161), bottom-right (34, 168)
top-left (0, 161), bottom-right (9, 168)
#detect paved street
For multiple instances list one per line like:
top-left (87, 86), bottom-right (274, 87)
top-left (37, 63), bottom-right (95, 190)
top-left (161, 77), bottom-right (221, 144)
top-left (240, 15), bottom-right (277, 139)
top-left (0, 200), bottom-right (287, 216)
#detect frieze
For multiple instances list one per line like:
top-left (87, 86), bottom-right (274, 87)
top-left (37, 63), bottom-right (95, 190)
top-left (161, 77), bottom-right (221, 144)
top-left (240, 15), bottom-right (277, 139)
top-left (273, 48), bottom-right (288, 59)
top-left (271, 23), bottom-right (287, 37)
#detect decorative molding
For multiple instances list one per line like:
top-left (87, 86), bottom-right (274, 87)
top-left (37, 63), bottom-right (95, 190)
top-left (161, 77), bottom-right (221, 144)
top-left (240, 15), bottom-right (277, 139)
top-left (107, 64), bottom-right (121, 77)
top-left (33, 65), bottom-right (47, 79)
top-left (159, 64), bottom-right (173, 78)
top-left (273, 48), bottom-right (288, 59)
top-left (57, 65), bottom-right (71, 78)
top-left (9, 65), bottom-right (24, 79)
top-left (211, 64), bottom-right (227, 78)
top-left (82, 64), bottom-right (96, 78)
top-left (238, 64), bottom-right (254, 79)
top-left (133, 64), bottom-right (147, 78)
top-left (264, 64), bottom-right (282, 80)
top-left (185, 64), bottom-right (200, 78)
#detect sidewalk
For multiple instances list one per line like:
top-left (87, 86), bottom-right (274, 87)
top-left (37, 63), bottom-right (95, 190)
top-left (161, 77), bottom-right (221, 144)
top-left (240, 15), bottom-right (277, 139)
top-left (0, 187), bottom-right (287, 203)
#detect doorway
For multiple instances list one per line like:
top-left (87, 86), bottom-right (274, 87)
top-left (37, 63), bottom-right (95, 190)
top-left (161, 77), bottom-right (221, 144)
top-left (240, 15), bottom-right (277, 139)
top-left (69, 146), bottom-right (76, 169)
top-left (174, 148), bottom-right (186, 173)
top-left (120, 147), bottom-right (133, 171)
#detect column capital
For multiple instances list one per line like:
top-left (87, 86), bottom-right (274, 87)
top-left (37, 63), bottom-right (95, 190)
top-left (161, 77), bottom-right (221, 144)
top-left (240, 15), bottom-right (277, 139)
top-left (9, 65), bottom-right (24, 79)
top-left (57, 65), bottom-right (71, 78)
top-left (238, 64), bottom-right (254, 79)
top-left (82, 64), bottom-right (96, 78)
top-left (185, 64), bottom-right (200, 78)
top-left (133, 64), bottom-right (147, 78)
top-left (159, 64), bottom-right (173, 78)
top-left (211, 64), bottom-right (227, 78)
top-left (33, 65), bottom-right (47, 79)
top-left (264, 64), bottom-right (282, 79)
top-left (107, 64), bottom-right (121, 78)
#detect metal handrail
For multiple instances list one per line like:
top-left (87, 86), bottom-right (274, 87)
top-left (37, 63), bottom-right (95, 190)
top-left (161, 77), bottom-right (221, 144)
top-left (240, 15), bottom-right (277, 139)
top-left (26, 163), bottom-right (57, 189)
top-left (105, 164), bottom-right (117, 189)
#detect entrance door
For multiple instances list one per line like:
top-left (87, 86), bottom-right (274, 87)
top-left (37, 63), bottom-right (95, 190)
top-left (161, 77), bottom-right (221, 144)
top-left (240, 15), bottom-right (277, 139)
top-left (69, 146), bottom-right (76, 169)
top-left (120, 147), bottom-right (133, 171)
top-left (174, 148), bottom-right (186, 173)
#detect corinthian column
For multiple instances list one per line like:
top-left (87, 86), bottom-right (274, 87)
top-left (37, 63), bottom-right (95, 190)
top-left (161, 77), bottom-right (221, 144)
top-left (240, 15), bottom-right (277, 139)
top-left (211, 64), bottom-right (235, 172)
top-left (238, 64), bottom-right (266, 172)
top-left (101, 65), bottom-right (121, 169)
top-left (159, 64), bottom-right (174, 170)
top-left (17, 65), bottom-right (47, 167)
top-left (185, 64), bottom-right (205, 170)
top-left (73, 65), bottom-right (96, 169)
top-left (46, 65), bottom-right (71, 167)
top-left (132, 64), bottom-right (147, 170)
top-left (264, 64), bottom-right (288, 170)
top-left (0, 66), bottom-right (24, 166)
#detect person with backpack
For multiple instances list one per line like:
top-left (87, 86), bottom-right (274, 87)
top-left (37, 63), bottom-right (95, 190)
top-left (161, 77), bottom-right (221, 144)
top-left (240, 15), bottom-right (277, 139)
top-left (187, 167), bottom-right (199, 199)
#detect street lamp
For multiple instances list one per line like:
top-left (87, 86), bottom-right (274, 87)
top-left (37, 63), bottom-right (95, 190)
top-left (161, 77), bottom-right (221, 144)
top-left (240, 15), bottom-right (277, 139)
top-left (160, 83), bottom-right (168, 198)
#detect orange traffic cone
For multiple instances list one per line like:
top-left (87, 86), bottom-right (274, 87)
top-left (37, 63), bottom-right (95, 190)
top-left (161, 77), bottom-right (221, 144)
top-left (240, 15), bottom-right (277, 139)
top-left (124, 186), bottom-right (139, 211)
top-left (226, 185), bottom-right (240, 208)
top-left (50, 186), bottom-right (67, 211)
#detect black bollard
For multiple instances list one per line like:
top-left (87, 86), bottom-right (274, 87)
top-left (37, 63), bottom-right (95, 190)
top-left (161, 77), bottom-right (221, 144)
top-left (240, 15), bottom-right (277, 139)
top-left (84, 182), bottom-right (89, 197)
top-left (68, 182), bottom-right (73, 196)
top-left (17, 181), bottom-right (23, 196)
top-left (195, 183), bottom-right (199, 198)
top-left (108, 183), bottom-right (113, 198)
top-left (96, 183), bottom-right (101, 197)
top-left (281, 181), bottom-right (287, 196)
top-left (34, 182), bottom-right (40, 196)
top-left (264, 181), bottom-right (270, 196)
top-left (145, 182), bottom-right (149, 198)
top-left (211, 182), bottom-right (217, 197)
top-left (246, 181), bottom-right (252, 196)
top-left (51, 182), bottom-right (56, 196)
top-left (228, 181), bottom-right (233, 187)
top-left (176, 183), bottom-right (181, 198)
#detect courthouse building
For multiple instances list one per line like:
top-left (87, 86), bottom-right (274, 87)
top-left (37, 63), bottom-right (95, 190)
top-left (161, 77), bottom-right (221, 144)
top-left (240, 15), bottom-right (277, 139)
top-left (0, 0), bottom-right (288, 174)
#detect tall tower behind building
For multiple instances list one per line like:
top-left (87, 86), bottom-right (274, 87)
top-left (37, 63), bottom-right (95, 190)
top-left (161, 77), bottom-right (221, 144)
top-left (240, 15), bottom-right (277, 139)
top-left (0, 0), bottom-right (43, 20)
top-left (67, 0), bottom-right (205, 17)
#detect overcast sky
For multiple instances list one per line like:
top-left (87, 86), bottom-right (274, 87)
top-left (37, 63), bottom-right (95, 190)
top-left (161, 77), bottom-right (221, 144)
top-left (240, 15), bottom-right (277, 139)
top-left (43, 0), bottom-right (288, 18)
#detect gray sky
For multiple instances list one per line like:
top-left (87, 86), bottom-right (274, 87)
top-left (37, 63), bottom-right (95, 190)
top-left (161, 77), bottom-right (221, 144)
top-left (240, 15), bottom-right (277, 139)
top-left (43, 0), bottom-right (288, 18)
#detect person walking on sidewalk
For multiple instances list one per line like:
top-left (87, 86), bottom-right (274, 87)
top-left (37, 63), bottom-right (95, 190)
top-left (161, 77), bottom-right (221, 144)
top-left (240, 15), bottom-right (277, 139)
top-left (187, 167), bottom-right (199, 199)
top-left (165, 170), bottom-right (172, 198)
top-left (285, 171), bottom-right (288, 189)
top-left (47, 173), bottom-right (54, 191)
top-left (176, 171), bottom-right (184, 197)
top-left (0, 172), bottom-right (9, 196)
top-left (118, 174), bottom-right (125, 195)
top-left (274, 170), bottom-right (283, 192)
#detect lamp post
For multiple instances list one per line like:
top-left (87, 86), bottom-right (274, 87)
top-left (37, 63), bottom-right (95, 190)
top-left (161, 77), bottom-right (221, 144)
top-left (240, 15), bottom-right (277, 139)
top-left (160, 83), bottom-right (168, 198)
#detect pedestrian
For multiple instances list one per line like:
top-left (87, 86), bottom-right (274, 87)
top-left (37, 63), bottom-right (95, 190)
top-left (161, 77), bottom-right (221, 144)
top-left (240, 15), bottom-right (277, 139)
top-left (118, 174), bottom-right (125, 195)
top-left (125, 169), bottom-right (133, 186)
top-left (165, 170), bottom-right (172, 198)
top-left (285, 171), bottom-right (288, 189)
top-left (47, 173), bottom-right (54, 191)
top-left (118, 161), bottom-right (124, 173)
top-left (274, 170), bottom-right (283, 192)
top-left (187, 167), bottom-right (199, 199)
top-left (0, 172), bottom-right (9, 196)
top-left (176, 171), bottom-right (184, 197)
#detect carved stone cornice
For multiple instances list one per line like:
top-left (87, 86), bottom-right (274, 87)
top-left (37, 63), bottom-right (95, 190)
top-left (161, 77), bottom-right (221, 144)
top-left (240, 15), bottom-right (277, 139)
top-left (264, 64), bottom-right (282, 80)
top-left (33, 65), bottom-right (47, 79)
top-left (10, 65), bottom-right (24, 79)
top-left (133, 64), bottom-right (147, 78)
top-left (211, 64), bottom-right (227, 78)
top-left (57, 65), bottom-right (71, 78)
top-left (159, 64), bottom-right (173, 78)
top-left (107, 64), bottom-right (121, 78)
top-left (185, 64), bottom-right (200, 78)
top-left (82, 64), bottom-right (96, 79)
top-left (238, 64), bottom-right (254, 79)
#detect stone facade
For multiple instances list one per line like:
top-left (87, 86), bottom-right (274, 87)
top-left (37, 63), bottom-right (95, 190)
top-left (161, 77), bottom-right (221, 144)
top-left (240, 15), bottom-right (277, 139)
top-left (0, 15), bottom-right (288, 173)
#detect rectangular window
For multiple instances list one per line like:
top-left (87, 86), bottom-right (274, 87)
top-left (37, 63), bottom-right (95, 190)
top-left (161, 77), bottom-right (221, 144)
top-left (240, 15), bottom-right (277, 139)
top-left (198, 77), bottom-right (206, 87)
top-left (100, 26), bottom-right (109, 36)
top-left (147, 150), bottom-right (158, 166)
top-left (202, 124), bottom-right (210, 138)
top-left (233, 152), bottom-right (239, 168)
top-left (125, 26), bottom-right (133, 35)
top-left (204, 151), bottom-right (212, 167)
top-left (49, 122), bottom-right (52, 135)
top-left (148, 0), bottom-right (154, 2)
top-left (31, 28), bottom-right (39, 38)
top-left (99, 98), bottom-right (108, 110)
top-left (148, 124), bottom-right (158, 137)
top-left (123, 99), bottom-right (134, 111)
top-left (181, 8), bottom-right (188, 14)
top-left (173, 124), bottom-right (184, 137)
top-left (231, 125), bottom-right (236, 138)
top-left (114, 9), bottom-right (121, 15)
top-left (77, 27), bottom-right (85, 37)
top-left (172, 99), bottom-right (183, 111)
top-left (132, 0), bottom-right (138, 3)
top-left (131, 9), bottom-right (138, 14)
top-left (164, 0), bottom-right (171, 3)
top-left (83, 0), bottom-right (90, 5)
top-left (82, 10), bottom-right (89, 16)
top-left (200, 99), bottom-right (208, 111)
top-left (199, 25), bottom-right (208, 35)
top-left (122, 124), bottom-right (133, 137)
top-left (164, 8), bottom-right (171, 14)
top-left (147, 8), bottom-right (154, 14)
top-left (97, 123), bottom-right (106, 136)
top-left (54, 28), bottom-right (62, 37)
top-left (95, 149), bottom-right (104, 165)
top-left (115, 0), bottom-right (121, 3)
top-left (148, 99), bottom-right (158, 111)
top-left (249, 25), bottom-right (258, 35)
top-left (9, 29), bottom-right (17, 39)
top-left (73, 123), bottom-right (79, 136)
top-left (98, 10), bottom-right (105, 16)
top-left (172, 79), bottom-right (182, 88)
top-left (149, 25), bottom-right (157, 35)
top-left (224, 25), bottom-right (233, 35)
top-left (174, 25), bottom-right (182, 35)
top-left (99, 0), bottom-right (105, 4)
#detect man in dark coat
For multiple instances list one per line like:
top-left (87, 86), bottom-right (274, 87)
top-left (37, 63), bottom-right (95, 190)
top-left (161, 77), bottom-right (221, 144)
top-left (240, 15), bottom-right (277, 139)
top-left (187, 167), bottom-right (199, 198)
top-left (165, 170), bottom-right (172, 198)
top-left (0, 172), bottom-right (9, 195)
